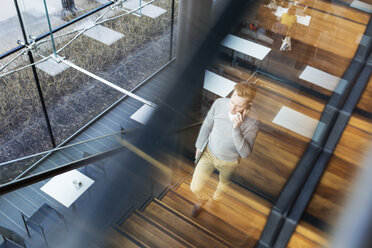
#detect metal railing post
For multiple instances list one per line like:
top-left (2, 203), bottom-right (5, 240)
top-left (169, 0), bottom-right (175, 60)
top-left (13, 0), bottom-right (56, 147)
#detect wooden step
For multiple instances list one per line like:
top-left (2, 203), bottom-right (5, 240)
top-left (162, 190), bottom-right (254, 247)
top-left (182, 172), bottom-right (328, 247)
top-left (142, 199), bottom-right (231, 248)
top-left (175, 181), bottom-right (268, 240)
top-left (119, 211), bottom-right (189, 248)
top-left (99, 227), bottom-right (141, 248)
top-left (184, 174), bottom-right (271, 216)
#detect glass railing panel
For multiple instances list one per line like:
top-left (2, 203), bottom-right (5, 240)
top-left (16, 0), bottom-right (56, 53)
top-left (59, 0), bottom-right (112, 21)
top-left (22, 131), bottom-right (123, 176)
top-left (36, 65), bottom-right (125, 145)
top-left (294, 110), bottom-right (372, 247)
top-left (84, 0), bottom-right (174, 87)
top-left (0, 131), bottom-right (172, 247)
top-left (0, 67), bottom-right (53, 183)
top-left (0, 131), bottom-right (124, 185)
top-left (200, 65), bottom-right (327, 201)
top-left (30, 0), bottom-right (174, 144)
top-left (17, 0), bottom-right (111, 38)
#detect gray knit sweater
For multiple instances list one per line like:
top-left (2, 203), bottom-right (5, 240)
top-left (195, 98), bottom-right (259, 161)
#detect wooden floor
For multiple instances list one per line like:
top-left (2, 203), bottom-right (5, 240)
top-left (236, 0), bottom-right (370, 97)
top-left (255, 0), bottom-right (368, 59)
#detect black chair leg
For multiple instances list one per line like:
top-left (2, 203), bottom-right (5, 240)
top-left (21, 214), bottom-right (31, 237)
top-left (41, 227), bottom-right (49, 248)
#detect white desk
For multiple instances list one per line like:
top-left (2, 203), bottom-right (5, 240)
top-left (299, 66), bottom-right (346, 93)
top-left (203, 70), bottom-right (236, 97)
top-left (130, 104), bottom-right (156, 124)
top-left (272, 106), bottom-right (318, 139)
top-left (350, 0), bottom-right (372, 14)
top-left (40, 169), bottom-right (94, 208)
top-left (221, 34), bottom-right (271, 60)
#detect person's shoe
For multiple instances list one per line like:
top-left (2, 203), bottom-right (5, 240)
top-left (191, 199), bottom-right (207, 217)
top-left (191, 202), bottom-right (202, 218)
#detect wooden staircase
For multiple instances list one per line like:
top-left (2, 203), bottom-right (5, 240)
top-left (96, 159), bottom-right (328, 248)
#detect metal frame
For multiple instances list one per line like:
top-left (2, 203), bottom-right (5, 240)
top-left (60, 59), bottom-right (157, 108)
top-left (1, 237), bottom-right (26, 248)
top-left (21, 203), bottom-right (67, 248)
top-left (0, 2), bottom-right (114, 60)
top-left (15, 58), bottom-right (175, 180)
top-left (1, 0), bottom-right (176, 154)
top-left (13, 0), bottom-right (56, 147)
top-left (169, 0), bottom-right (175, 60)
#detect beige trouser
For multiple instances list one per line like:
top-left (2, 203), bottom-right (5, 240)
top-left (190, 147), bottom-right (239, 200)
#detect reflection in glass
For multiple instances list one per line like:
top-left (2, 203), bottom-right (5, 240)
top-left (30, 0), bottom-right (174, 144)
top-left (0, 68), bottom-right (53, 181)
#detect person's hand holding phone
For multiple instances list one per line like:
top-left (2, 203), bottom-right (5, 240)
top-left (232, 109), bottom-right (248, 128)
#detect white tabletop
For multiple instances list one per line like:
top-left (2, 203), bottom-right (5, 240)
top-left (40, 169), bottom-right (94, 208)
top-left (299, 66), bottom-right (345, 93)
top-left (221, 34), bottom-right (271, 60)
top-left (204, 70), bottom-right (236, 97)
top-left (350, 0), bottom-right (372, 14)
top-left (272, 106), bottom-right (318, 139)
top-left (130, 104), bottom-right (156, 124)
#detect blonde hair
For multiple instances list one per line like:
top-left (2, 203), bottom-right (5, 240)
top-left (234, 83), bottom-right (256, 102)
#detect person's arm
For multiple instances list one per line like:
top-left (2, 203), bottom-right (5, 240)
top-left (195, 101), bottom-right (217, 151)
top-left (232, 120), bottom-right (259, 158)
